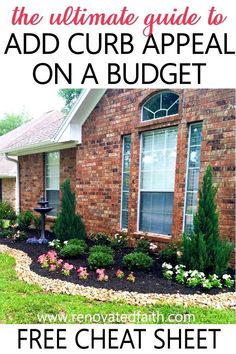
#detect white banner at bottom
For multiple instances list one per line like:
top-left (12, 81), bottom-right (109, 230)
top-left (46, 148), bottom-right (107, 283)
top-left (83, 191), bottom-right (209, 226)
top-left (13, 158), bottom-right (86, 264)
top-left (0, 324), bottom-right (235, 353)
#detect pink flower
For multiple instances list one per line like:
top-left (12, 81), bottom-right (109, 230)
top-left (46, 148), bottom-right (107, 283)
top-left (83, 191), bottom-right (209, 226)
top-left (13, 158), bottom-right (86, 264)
top-left (47, 250), bottom-right (58, 263)
top-left (96, 268), bottom-right (105, 276)
top-left (96, 268), bottom-right (108, 281)
top-left (38, 254), bottom-right (46, 263)
top-left (62, 263), bottom-right (74, 276)
top-left (63, 263), bottom-right (74, 271)
top-left (57, 259), bottom-right (64, 267)
top-left (49, 264), bottom-right (56, 272)
top-left (77, 267), bottom-right (89, 280)
top-left (116, 269), bottom-right (125, 279)
top-left (37, 254), bottom-right (49, 268)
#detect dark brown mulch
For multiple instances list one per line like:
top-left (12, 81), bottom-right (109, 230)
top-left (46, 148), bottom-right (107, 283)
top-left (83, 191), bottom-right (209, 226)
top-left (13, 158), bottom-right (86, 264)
top-left (0, 235), bottom-right (233, 296)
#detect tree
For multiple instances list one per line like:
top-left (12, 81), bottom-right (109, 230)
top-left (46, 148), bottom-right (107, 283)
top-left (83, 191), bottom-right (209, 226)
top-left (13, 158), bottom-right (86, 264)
top-left (182, 165), bottom-right (233, 275)
top-left (53, 179), bottom-right (86, 241)
top-left (0, 112), bottom-right (30, 136)
top-left (58, 89), bottom-right (82, 114)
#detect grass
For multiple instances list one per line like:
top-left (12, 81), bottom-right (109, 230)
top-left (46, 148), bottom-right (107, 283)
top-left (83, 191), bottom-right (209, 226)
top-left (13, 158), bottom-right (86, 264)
top-left (0, 254), bottom-right (235, 324)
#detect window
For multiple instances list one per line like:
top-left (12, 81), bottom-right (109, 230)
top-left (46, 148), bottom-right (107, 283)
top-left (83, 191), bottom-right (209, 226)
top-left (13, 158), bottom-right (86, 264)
top-left (121, 135), bottom-right (131, 229)
top-left (142, 92), bottom-right (179, 121)
top-left (184, 123), bottom-right (203, 234)
top-left (45, 151), bottom-right (60, 216)
top-left (139, 128), bottom-right (178, 235)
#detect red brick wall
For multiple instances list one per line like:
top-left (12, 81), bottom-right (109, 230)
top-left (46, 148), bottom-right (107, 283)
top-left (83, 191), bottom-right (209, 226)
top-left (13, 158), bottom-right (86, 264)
top-left (19, 153), bottom-right (44, 213)
top-left (19, 148), bottom-right (77, 214)
top-left (76, 89), bottom-right (235, 249)
top-left (60, 148), bottom-right (77, 191)
top-left (1, 178), bottom-right (16, 208)
top-left (18, 90), bottom-right (235, 256)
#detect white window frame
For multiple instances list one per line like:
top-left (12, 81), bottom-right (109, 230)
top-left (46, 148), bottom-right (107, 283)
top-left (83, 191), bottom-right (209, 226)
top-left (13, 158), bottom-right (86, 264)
top-left (120, 135), bottom-right (131, 230)
top-left (182, 122), bottom-right (203, 233)
top-left (137, 127), bottom-right (178, 235)
top-left (45, 151), bottom-right (60, 216)
top-left (141, 92), bottom-right (179, 122)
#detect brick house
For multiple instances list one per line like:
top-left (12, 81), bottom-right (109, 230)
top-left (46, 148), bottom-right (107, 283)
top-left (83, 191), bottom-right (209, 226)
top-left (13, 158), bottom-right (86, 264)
top-left (0, 89), bottom-right (235, 255)
top-left (0, 154), bottom-right (16, 208)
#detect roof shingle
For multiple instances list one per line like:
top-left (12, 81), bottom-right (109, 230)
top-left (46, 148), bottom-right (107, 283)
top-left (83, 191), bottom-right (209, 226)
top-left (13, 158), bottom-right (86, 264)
top-left (0, 111), bottom-right (64, 153)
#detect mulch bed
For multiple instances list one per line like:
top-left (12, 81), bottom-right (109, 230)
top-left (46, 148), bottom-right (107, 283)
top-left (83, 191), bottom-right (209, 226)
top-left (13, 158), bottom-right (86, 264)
top-left (0, 235), bottom-right (233, 296)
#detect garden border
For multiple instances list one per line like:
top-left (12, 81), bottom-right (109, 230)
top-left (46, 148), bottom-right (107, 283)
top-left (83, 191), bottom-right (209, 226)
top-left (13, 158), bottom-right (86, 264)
top-left (0, 245), bottom-right (235, 309)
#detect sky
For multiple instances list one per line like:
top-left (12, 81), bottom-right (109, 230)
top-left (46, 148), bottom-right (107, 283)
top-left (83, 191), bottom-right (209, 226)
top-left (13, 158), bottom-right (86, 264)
top-left (0, 86), bottom-right (65, 120)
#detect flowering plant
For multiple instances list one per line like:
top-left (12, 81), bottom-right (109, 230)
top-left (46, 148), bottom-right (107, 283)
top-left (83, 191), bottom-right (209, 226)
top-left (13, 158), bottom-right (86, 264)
top-left (222, 274), bottom-right (234, 288)
top-left (162, 262), bottom-right (172, 269)
top-left (49, 264), bottom-right (57, 272)
top-left (111, 233), bottom-right (128, 249)
top-left (116, 269), bottom-right (125, 279)
top-left (149, 242), bottom-right (158, 252)
top-left (61, 263), bottom-right (74, 276)
top-left (38, 251), bottom-right (64, 271)
top-left (175, 265), bottom-right (188, 284)
top-left (162, 262), bottom-right (234, 289)
top-left (162, 262), bottom-right (173, 280)
top-left (46, 250), bottom-right (58, 264)
top-left (208, 274), bottom-right (222, 289)
top-left (96, 268), bottom-right (108, 281)
top-left (77, 267), bottom-right (89, 280)
top-left (48, 239), bottom-right (63, 251)
top-left (127, 272), bottom-right (136, 283)
top-left (38, 254), bottom-right (49, 268)
top-left (10, 230), bottom-right (27, 242)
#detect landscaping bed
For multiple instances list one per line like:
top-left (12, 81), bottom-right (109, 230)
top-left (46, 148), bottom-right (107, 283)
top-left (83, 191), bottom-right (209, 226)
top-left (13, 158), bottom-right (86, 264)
top-left (0, 236), bottom-right (233, 296)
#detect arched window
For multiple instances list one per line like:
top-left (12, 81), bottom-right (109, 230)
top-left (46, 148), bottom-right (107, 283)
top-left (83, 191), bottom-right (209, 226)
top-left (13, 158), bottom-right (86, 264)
top-left (142, 92), bottom-right (179, 121)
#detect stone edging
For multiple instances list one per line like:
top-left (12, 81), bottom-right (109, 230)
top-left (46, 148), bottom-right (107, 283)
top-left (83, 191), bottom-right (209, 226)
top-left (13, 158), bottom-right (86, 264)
top-left (0, 245), bottom-right (235, 309)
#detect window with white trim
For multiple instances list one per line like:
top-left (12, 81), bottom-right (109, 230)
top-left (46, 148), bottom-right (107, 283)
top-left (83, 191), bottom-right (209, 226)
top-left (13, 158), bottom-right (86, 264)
top-left (139, 128), bottom-right (178, 235)
top-left (121, 135), bottom-right (131, 229)
top-left (184, 123), bottom-right (203, 234)
top-left (142, 92), bottom-right (179, 121)
top-left (45, 151), bottom-right (60, 216)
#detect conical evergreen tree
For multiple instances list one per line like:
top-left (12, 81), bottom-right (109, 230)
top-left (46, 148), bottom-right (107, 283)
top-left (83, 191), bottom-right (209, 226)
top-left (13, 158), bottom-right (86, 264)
top-left (54, 179), bottom-right (86, 241)
top-left (182, 165), bottom-right (233, 275)
top-left (193, 165), bottom-right (219, 271)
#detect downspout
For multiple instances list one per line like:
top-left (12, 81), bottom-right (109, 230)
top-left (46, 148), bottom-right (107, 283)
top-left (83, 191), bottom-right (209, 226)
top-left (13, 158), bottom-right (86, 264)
top-left (5, 154), bottom-right (20, 214)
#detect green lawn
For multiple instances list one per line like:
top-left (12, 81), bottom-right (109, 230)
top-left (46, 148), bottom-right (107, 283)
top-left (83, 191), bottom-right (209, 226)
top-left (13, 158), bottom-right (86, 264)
top-left (0, 254), bottom-right (235, 324)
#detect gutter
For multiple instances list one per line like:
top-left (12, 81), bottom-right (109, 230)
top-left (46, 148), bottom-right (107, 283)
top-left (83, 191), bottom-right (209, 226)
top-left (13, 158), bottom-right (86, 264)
top-left (1, 141), bottom-right (77, 157)
top-left (4, 154), bottom-right (20, 213)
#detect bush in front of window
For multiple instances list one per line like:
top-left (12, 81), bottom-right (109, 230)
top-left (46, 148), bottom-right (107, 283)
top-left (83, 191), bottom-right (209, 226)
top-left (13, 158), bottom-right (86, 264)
top-left (135, 239), bottom-right (151, 254)
top-left (122, 252), bottom-right (154, 271)
top-left (182, 165), bottom-right (233, 276)
top-left (17, 210), bottom-right (34, 231)
top-left (90, 232), bottom-right (112, 246)
top-left (159, 242), bottom-right (182, 264)
top-left (88, 251), bottom-right (114, 269)
top-left (110, 233), bottom-right (129, 250)
top-left (54, 179), bottom-right (86, 242)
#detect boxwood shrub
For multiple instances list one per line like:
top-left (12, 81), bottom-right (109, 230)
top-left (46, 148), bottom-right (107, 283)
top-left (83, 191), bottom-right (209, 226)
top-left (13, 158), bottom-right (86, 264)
top-left (88, 251), bottom-right (114, 269)
top-left (67, 239), bottom-right (87, 249)
top-left (60, 243), bottom-right (86, 258)
top-left (89, 245), bottom-right (114, 256)
top-left (122, 252), bottom-right (154, 271)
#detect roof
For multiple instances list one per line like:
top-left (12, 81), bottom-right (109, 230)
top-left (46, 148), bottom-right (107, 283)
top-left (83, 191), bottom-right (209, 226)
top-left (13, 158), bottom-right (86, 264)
top-left (0, 89), bottom-right (107, 156)
top-left (0, 110), bottom-right (72, 156)
top-left (0, 154), bottom-right (16, 178)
